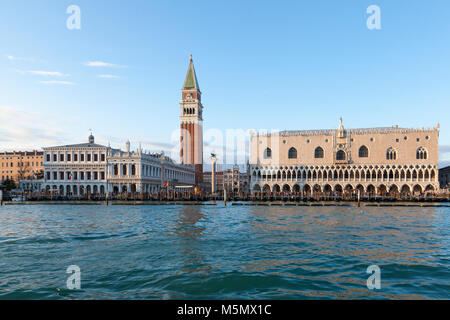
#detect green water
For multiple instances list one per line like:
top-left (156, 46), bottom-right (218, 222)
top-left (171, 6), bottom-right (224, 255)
top-left (0, 205), bottom-right (449, 299)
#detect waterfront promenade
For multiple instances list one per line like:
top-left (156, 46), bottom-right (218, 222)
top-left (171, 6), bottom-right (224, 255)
top-left (2, 190), bottom-right (449, 206)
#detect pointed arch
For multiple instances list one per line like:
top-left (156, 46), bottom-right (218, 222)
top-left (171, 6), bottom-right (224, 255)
top-left (288, 147), bottom-right (297, 159)
top-left (416, 147), bottom-right (428, 160)
top-left (264, 148), bottom-right (272, 159)
top-left (359, 145), bottom-right (369, 158)
top-left (314, 147), bottom-right (324, 159)
top-left (386, 147), bottom-right (397, 160)
top-left (336, 150), bottom-right (346, 161)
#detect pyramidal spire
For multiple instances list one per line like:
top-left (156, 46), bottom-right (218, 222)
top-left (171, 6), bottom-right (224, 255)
top-left (183, 54), bottom-right (200, 90)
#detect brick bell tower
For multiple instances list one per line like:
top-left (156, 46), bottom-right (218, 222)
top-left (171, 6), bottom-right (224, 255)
top-left (180, 54), bottom-right (203, 186)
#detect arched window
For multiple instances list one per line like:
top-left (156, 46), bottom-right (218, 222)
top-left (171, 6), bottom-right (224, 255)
top-left (288, 147), bottom-right (297, 159)
top-left (314, 147), bottom-right (324, 159)
top-left (359, 145), bottom-right (369, 158)
top-left (386, 147), bottom-right (397, 160)
top-left (336, 150), bottom-right (346, 161)
top-left (416, 147), bottom-right (427, 160)
top-left (264, 148), bottom-right (272, 159)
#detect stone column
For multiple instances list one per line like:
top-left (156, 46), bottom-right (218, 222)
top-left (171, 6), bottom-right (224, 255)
top-left (211, 154), bottom-right (217, 194)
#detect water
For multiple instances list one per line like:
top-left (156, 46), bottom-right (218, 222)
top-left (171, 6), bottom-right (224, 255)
top-left (0, 204), bottom-right (449, 299)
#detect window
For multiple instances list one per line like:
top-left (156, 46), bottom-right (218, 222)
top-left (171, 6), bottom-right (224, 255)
top-left (288, 147), bottom-right (297, 159)
top-left (359, 145), bottom-right (369, 158)
top-left (94, 154), bottom-right (98, 162)
top-left (67, 154), bottom-right (71, 162)
top-left (336, 150), bottom-right (346, 161)
top-left (264, 148), bottom-right (272, 159)
top-left (81, 154), bottom-right (84, 161)
top-left (74, 154), bottom-right (78, 161)
top-left (87, 154), bottom-right (91, 162)
top-left (60, 154), bottom-right (64, 162)
top-left (416, 147), bottom-right (427, 160)
top-left (386, 147), bottom-right (397, 160)
top-left (314, 147), bottom-right (324, 159)
top-left (53, 154), bottom-right (57, 161)
top-left (46, 154), bottom-right (50, 162)
top-left (101, 153), bottom-right (105, 161)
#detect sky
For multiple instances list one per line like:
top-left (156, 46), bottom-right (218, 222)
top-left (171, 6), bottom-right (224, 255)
top-left (0, 0), bottom-right (449, 167)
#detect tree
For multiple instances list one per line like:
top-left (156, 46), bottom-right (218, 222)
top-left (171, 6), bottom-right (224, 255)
top-left (33, 169), bottom-right (44, 180)
top-left (2, 179), bottom-right (16, 191)
top-left (16, 163), bottom-right (30, 181)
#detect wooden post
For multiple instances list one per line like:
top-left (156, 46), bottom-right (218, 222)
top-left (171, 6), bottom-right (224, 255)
top-left (357, 189), bottom-right (361, 207)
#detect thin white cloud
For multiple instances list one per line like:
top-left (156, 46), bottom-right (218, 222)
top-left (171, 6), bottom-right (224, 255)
top-left (99, 74), bottom-right (120, 79)
top-left (0, 105), bottom-right (72, 150)
top-left (6, 55), bottom-right (35, 62)
top-left (40, 80), bottom-right (76, 85)
top-left (18, 70), bottom-right (70, 77)
top-left (84, 61), bottom-right (126, 68)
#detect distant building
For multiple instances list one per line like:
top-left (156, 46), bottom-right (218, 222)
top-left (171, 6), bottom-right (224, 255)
top-left (203, 171), bottom-right (223, 193)
top-left (107, 142), bottom-right (195, 194)
top-left (42, 134), bottom-right (195, 196)
top-left (223, 165), bottom-right (249, 194)
top-left (439, 166), bottom-right (450, 190)
top-left (250, 119), bottom-right (440, 195)
top-left (0, 150), bottom-right (44, 184)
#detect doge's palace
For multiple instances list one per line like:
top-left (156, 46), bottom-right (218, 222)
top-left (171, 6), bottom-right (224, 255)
top-left (249, 119), bottom-right (440, 196)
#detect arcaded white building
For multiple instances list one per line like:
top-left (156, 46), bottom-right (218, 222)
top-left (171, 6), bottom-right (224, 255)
top-left (42, 134), bottom-right (195, 196)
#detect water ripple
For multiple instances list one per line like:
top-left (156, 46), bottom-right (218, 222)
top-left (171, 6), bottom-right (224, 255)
top-left (0, 205), bottom-right (449, 299)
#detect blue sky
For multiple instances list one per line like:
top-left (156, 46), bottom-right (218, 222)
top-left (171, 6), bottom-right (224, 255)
top-left (0, 0), bottom-right (449, 167)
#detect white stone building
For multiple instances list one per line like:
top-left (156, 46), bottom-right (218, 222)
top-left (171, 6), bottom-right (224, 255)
top-left (42, 134), bottom-right (195, 196)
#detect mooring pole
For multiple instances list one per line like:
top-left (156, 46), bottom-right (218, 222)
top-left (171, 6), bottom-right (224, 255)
top-left (357, 190), bottom-right (361, 207)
